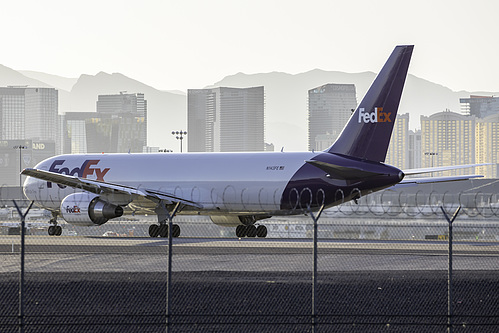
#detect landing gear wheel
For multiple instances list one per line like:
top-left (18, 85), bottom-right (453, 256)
top-left (172, 224), bottom-right (181, 238)
top-left (48, 226), bottom-right (55, 236)
top-left (236, 225), bottom-right (247, 237)
top-left (159, 224), bottom-right (169, 238)
top-left (256, 225), bottom-right (267, 238)
top-left (149, 224), bottom-right (159, 237)
top-left (246, 225), bottom-right (257, 238)
top-left (55, 226), bottom-right (62, 236)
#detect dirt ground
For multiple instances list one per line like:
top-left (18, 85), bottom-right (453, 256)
top-left (1, 270), bottom-right (499, 332)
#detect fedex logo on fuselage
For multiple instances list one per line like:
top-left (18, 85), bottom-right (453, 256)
top-left (47, 159), bottom-right (110, 188)
top-left (358, 107), bottom-right (392, 123)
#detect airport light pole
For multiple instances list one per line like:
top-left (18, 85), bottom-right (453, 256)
top-left (13, 145), bottom-right (28, 200)
top-left (172, 131), bottom-right (187, 152)
top-left (424, 152), bottom-right (438, 168)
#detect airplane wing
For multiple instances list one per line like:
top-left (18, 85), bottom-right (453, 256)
top-left (21, 168), bottom-right (203, 209)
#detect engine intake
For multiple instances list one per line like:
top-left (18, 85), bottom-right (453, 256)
top-left (61, 192), bottom-right (123, 226)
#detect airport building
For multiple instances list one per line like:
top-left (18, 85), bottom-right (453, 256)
top-left (63, 92), bottom-right (147, 154)
top-left (421, 110), bottom-right (476, 176)
top-left (0, 139), bottom-right (56, 186)
top-left (460, 95), bottom-right (499, 118)
top-left (308, 84), bottom-right (357, 151)
top-left (187, 87), bottom-right (265, 152)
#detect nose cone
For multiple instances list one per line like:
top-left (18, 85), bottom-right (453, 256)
top-left (23, 176), bottom-right (39, 201)
top-left (23, 175), bottom-right (61, 211)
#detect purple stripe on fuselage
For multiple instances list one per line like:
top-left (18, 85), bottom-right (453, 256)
top-left (280, 152), bottom-right (403, 211)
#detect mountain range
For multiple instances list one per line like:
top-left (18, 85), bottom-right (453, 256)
top-left (1, 64), bottom-right (497, 151)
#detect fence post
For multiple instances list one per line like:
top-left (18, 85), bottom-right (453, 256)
top-left (166, 202), bottom-right (181, 333)
top-left (308, 203), bottom-right (325, 333)
top-left (440, 205), bottom-right (461, 333)
top-left (13, 200), bottom-right (34, 333)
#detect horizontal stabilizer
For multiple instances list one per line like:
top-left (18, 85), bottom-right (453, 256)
top-left (403, 163), bottom-right (492, 176)
top-left (396, 174), bottom-right (483, 187)
top-left (305, 160), bottom-right (384, 180)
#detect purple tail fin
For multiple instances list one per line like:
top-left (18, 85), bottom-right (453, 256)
top-left (327, 45), bottom-right (413, 162)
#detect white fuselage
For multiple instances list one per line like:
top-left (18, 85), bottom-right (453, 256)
top-left (23, 152), bottom-right (318, 216)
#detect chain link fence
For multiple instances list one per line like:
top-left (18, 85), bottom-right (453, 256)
top-left (1, 179), bottom-right (499, 332)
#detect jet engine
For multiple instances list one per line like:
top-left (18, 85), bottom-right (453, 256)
top-left (60, 192), bottom-right (124, 226)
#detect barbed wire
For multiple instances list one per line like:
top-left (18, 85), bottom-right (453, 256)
top-left (2, 183), bottom-right (499, 218)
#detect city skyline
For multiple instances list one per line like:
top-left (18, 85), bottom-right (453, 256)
top-left (1, 0), bottom-right (498, 95)
top-left (6, 64), bottom-right (495, 153)
top-left (2, 84), bottom-right (499, 185)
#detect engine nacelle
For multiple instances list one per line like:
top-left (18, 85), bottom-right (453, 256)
top-left (210, 215), bottom-right (243, 227)
top-left (210, 215), bottom-right (272, 227)
top-left (60, 193), bottom-right (124, 226)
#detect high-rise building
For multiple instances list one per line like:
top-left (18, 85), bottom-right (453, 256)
top-left (187, 87), bottom-right (264, 152)
top-left (314, 133), bottom-right (338, 151)
top-left (0, 87), bottom-right (58, 142)
top-left (64, 112), bottom-right (89, 154)
top-left (63, 92), bottom-right (147, 154)
top-left (460, 95), bottom-right (499, 118)
top-left (421, 110), bottom-right (475, 176)
top-left (408, 129), bottom-right (422, 169)
top-left (475, 114), bottom-right (499, 178)
top-left (308, 84), bottom-right (357, 151)
top-left (187, 89), bottom-right (211, 152)
top-left (96, 92), bottom-right (147, 146)
top-left (0, 87), bottom-right (59, 185)
top-left (385, 113), bottom-right (409, 169)
top-left (97, 92), bottom-right (147, 114)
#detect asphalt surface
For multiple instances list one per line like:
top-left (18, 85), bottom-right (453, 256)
top-left (1, 236), bottom-right (499, 332)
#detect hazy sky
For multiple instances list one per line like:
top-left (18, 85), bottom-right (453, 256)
top-left (2, 0), bottom-right (498, 93)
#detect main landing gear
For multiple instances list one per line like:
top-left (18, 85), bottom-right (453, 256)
top-left (48, 212), bottom-right (62, 236)
top-left (236, 224), bottom-right (267, 238)
top-left (148, 224), bottom-right (181, 238)
top-left (149, 201), bottom-right (183, 238)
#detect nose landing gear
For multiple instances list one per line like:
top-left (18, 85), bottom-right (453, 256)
top-left (48, 225), bottom-right (62, 236)
top-left (47, 212), bottom-right (62, 236)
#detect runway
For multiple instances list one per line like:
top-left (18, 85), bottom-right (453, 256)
top-left (1, 235), bottom-right (499, 273)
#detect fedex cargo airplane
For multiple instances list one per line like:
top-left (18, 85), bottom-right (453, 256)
top-left (21, 45), bottom-right (481, 238)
